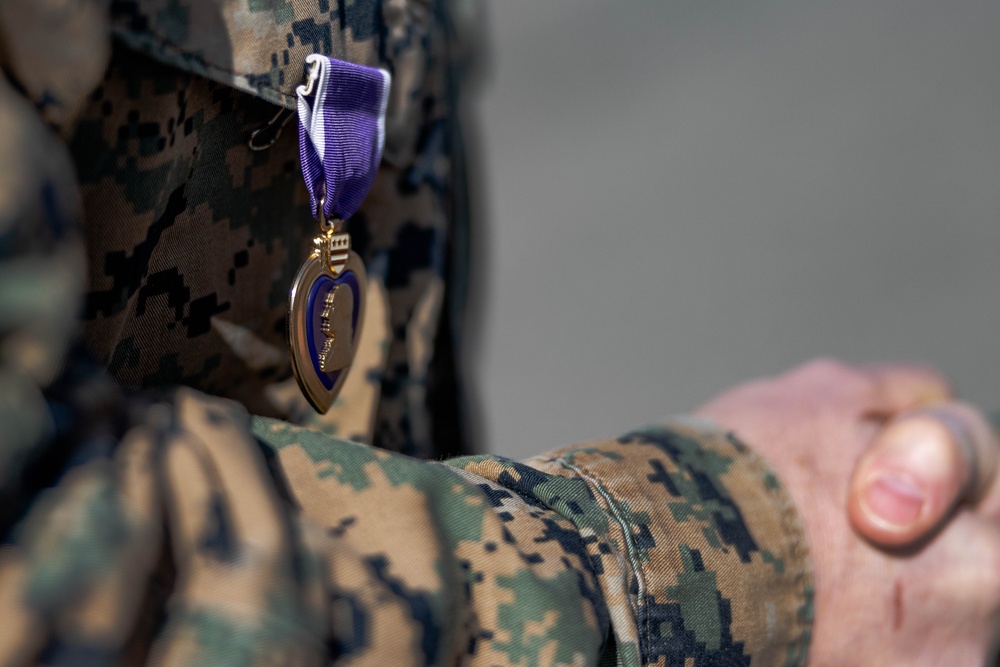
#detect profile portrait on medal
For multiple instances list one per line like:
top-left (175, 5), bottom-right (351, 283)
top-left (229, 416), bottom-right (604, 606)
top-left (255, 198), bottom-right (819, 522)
top-left (318, 282), bottom-right (354, 373)
top-left (287, 238), bottom-right (366, 414)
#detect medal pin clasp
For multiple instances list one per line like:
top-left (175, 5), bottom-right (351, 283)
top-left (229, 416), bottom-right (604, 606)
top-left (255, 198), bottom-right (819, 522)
top-left (301, 59), bottom-right (322, 98)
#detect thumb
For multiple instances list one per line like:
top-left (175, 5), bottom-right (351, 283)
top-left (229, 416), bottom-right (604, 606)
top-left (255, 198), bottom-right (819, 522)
top-left (848, 402), bottom-right (999, 548)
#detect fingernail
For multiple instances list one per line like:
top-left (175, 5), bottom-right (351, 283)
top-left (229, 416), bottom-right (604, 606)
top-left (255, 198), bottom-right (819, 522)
top-left (862, 473), bottom-right (925, 528)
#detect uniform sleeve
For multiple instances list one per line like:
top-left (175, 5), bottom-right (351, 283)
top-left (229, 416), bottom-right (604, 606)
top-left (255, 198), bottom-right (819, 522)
top-left (0, 387), bottom-right (811, 665)
top-left (252, 413), bottom-right (815, 666)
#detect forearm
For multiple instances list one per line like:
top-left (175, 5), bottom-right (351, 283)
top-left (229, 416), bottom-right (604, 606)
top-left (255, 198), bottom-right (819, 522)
top-left (451, 419), bottom-right (814, 665)
top-left (0, 387), bottom-right (814, 665)
top-left (255, 414), bottom-right (815, 665)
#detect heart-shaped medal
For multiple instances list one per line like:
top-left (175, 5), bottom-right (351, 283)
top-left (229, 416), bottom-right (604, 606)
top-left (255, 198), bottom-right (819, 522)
top-left (287, 54), bottom-right (389, 412)
top-left (288, 231), bottom-right (366, 413)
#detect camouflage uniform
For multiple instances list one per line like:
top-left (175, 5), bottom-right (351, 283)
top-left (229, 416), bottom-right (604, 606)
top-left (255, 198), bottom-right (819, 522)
top-left (0, 1), bottom-right (814, 665)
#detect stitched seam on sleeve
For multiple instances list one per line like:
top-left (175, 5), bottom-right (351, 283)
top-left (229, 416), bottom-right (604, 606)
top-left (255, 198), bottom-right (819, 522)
top-left (551, 458), bottom-right (648, 646)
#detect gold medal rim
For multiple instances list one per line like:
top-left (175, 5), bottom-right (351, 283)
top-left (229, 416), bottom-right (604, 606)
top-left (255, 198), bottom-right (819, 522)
top-left (288, 249), bottom-right (367, 413)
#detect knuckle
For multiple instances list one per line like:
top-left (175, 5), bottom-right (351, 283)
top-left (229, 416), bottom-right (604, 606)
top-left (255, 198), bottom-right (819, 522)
top-left (239, 538), bottom-right (286, 572)
top-left (791, 357), bottom-right (863, 384)
top-left (806, 357), bottom-right (855, 374)
top-left (245, 519), bottom-right (286, 552)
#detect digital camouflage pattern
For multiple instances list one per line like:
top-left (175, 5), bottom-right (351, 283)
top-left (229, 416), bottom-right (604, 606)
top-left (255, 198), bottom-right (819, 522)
top-left (0, 386), bottom-right (813, 665)
top-left (72, 0), bottom-right (471, 458)
top-left (0, 0), bottom-right (816, 665)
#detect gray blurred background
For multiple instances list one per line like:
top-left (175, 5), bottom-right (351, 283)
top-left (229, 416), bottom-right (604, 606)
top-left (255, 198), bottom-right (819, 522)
top-left (472, 0), bottom-right (1000, 459)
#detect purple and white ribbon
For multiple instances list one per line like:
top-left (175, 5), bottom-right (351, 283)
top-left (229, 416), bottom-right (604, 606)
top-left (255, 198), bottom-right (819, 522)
top-left (297, 54), bottom-right (391, 222)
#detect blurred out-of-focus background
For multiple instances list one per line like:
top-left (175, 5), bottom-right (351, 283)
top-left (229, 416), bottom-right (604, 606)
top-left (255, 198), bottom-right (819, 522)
top-left (473, 0), bottom-right (1000, 458)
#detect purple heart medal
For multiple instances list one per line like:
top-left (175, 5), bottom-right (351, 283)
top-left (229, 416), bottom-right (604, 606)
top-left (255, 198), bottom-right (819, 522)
top-left (288, 55), bottom-right (391, 413)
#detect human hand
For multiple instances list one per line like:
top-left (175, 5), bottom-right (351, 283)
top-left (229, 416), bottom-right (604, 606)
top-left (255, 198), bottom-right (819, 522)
top-left (0, 388), bottom-right (326, 667)
top-left (694, 359), bottom-right (1000, 665)
top-left (847, 402), bottom-right (999, 548)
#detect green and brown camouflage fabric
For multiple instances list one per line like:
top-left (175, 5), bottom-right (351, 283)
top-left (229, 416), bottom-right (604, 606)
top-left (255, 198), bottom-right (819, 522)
top-left (0, 0), bottom-right (815, 664)
top-left (0, 386), bottom-right (813, 665)
top-left (62, 0), bottom-right (474, 458)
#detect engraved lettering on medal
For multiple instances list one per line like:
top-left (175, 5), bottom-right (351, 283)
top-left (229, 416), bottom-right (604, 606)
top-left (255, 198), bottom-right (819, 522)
top-left (318, 283), bottom-right (354, 372)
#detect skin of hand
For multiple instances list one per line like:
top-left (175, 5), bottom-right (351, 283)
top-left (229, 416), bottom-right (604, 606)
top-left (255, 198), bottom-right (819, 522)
top-left (847, 402), bottom-right (1000, 549)
top-left (694, 359), bottom-right (1000, 666)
